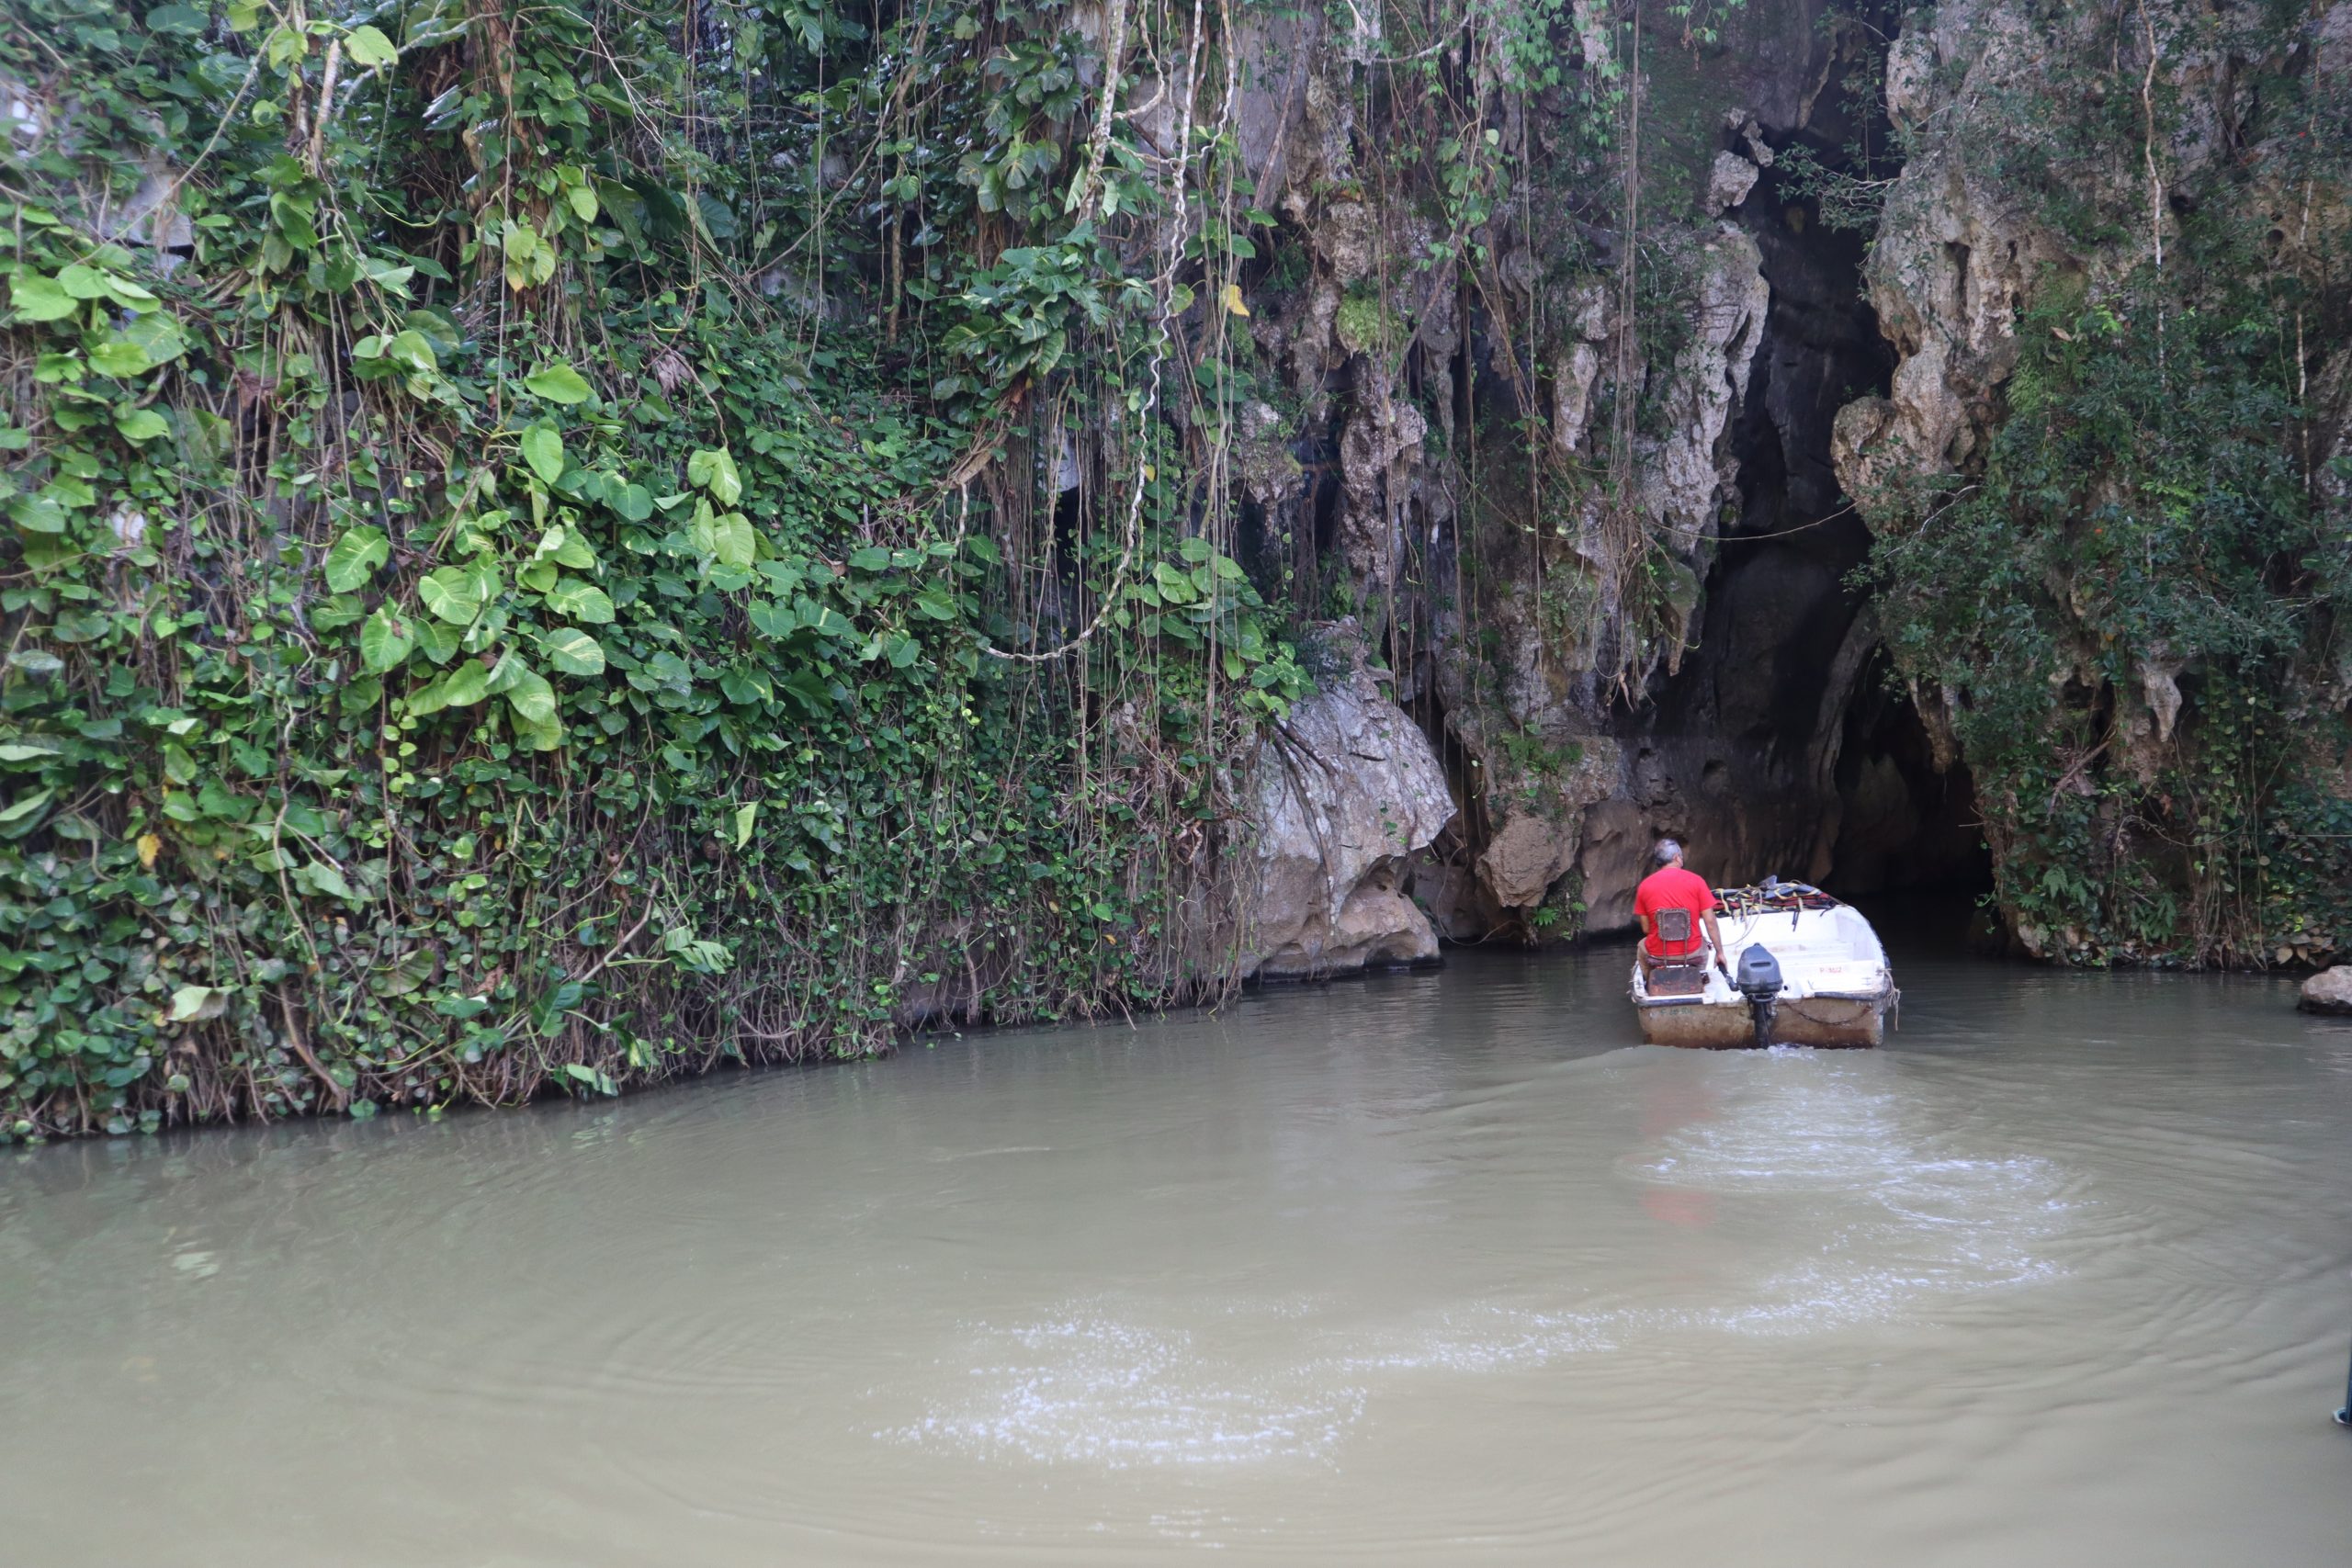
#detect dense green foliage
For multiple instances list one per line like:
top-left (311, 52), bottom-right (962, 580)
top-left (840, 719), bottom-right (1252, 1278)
top-left (1861, 0), bottom-right (2352, 964)
top-left (5, 0), bottom-right (1763, 1135)
top-left (0, 0), bottom-right (1319, 1139)
top-left (13, 0), bottom-right (2337, 1144)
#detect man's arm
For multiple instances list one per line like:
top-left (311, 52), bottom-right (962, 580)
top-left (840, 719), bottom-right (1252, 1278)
top-left (1702, 908), bottom-right (1727, 968)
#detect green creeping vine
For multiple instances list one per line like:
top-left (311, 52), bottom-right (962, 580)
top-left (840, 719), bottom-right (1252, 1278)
top-left (1868, 261), bottom-right (2351, 965)
top-left (0, 0), bottom-right (1313, 1140)
top-left (1858, 0), bottom-right (2352, 967)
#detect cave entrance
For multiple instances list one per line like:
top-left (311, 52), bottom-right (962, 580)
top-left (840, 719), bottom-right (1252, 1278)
top-left (1632, 96), bottom-right (1992, 908)
top-left (1826, 649), bottom-right (1992, 897)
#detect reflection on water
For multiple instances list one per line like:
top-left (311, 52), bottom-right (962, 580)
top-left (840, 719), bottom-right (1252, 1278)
top-left (6, 929), bottom-right (2352, 1565)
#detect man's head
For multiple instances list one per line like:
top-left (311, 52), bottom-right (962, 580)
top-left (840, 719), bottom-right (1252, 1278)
top-left (1654, 837), bottom-right (1683, 869)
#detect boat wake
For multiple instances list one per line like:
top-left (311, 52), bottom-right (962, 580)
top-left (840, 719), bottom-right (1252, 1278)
top-left (886, 1055), bottom-right (2078, 1469)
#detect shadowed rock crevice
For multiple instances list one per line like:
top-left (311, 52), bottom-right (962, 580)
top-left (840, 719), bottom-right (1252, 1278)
top-left (1578, 71), bottom-right (1992, 924)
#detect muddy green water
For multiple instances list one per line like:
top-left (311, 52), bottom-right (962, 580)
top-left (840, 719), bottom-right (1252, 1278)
top-left (7, 932), bottom-right (2352, 1564)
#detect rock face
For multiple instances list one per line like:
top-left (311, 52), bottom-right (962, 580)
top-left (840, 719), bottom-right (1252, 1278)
top-left (1205, 0), bottom-right (1983, 947)
top-left (1708, 151), bottom-right (1762, 215)
top-left (1836, 0), bottom-right (2352, 557)
top-left (2299, 967), bottom-right (2352, 1016)
top-left (1144, 0), bottom-right (2210, 968)
top-left (1824, 0), bottom-right (2352, 963)
top-left (1238, 626), bottom-right (1456, 979)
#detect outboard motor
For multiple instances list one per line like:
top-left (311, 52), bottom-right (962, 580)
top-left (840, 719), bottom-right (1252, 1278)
top-left (1736, 943), bottom-right (1784, 1048)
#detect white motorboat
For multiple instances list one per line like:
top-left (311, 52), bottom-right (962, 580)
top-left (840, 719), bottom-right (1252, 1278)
top-left (1629, 883), bottom-right (1897, 1048)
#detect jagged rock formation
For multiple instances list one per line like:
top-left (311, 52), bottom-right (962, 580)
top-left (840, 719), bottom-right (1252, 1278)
top-left (1220, 0), bottom-right (2346, 968)
top-left (1222, 0), bottom-right (1984, 949)
top-left (1238, 626), bottom-right (1455, 978)
top-left (1828, 0), bottom-right (2352, 961)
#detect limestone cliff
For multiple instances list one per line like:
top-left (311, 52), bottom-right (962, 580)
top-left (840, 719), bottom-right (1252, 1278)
top-left (1226, 0), bottom-right (2345, 969)
top-left (1829, 0), bottom-right (2352, 963)
top-left (1238, 625), bottom-right (1454, 979)
top-left (1218, 0), bottom-right (1971, 956)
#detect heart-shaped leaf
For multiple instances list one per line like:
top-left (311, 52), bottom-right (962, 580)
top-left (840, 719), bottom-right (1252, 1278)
top-left (612, 482), bottom-right (653, 522)
top-left (0, 786), bottom-right (53, 825)
top-left (168, 984), bottom-right (227, 1022)
top-left (8, 274), bottom-right (77, 322)
top-left (114, 407), bottom-right (170, 443)
top-left (88, 336), bottom-right (156, 378)
top-left (359, 605), bottom-right (415, 672)
top-left (418, 564), bottom-right (485, 624)
top-left (324, 525), bottom-right (390, 592)
top-left (520, 422), bottom-right (565, 484)
top-left (503, 666), bottom-right (558, 726)
top-left (523, 362), bottom-right (592, 403)
top-left (344, 23), bottom-right (398, 67)
top-left (435, 659), bottom-right (492, 707)
top-left (685, 447), bottom-right (742, 506)
top-left (544, 577), bottom-right (614, 624)
top-left (538, 627), bottom-right (605, 676)
top-left (296, 860), bottom-right (357, 901)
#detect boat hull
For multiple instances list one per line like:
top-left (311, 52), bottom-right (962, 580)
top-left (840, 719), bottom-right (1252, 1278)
top-left (1634, 988), bottom-right (1894, 1049)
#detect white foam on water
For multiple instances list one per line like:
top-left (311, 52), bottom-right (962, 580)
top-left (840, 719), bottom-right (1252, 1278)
top-left (883, 1311), bottom-right (1368, 1469)
top-left (1625, 1055), bottom-right (2075, 1334)
top-left (889, 1055), bottom-right (2077, 1469)
top-left (1334, 1306), bottom-right (1622, 1375)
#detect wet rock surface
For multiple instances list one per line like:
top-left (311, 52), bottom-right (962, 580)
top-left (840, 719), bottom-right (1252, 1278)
top-left (2298, 967), bottom-right (2352, 1015)
top-left (1239, 626), bottom-right (1456, 979)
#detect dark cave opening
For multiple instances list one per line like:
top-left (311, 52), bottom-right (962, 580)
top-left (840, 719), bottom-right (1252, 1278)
top-left (1631, 125), bottom-right (1991, 905)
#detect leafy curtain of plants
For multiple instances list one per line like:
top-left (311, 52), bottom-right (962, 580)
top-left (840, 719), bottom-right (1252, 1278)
top-left (1859, 2), bottom-right (2352, 965)
top-left (0, 0), bottom-right (1326, 1139)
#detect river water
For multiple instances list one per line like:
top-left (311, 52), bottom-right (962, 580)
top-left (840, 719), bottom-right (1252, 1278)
top-left (7, 924), bottom-right (2352, 1564)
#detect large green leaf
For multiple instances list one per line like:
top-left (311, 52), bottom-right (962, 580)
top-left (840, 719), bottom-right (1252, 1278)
top-left (114, 407), bottom-right (170, 443)
top-left (359, 605), bottom-right (415, 672)
top-left (524, 362), bottom-right (592, 403)
top-left (167, 984), bottom-right (226, 1022)
top-left (503, 666), bottom-right (558, 726)
top-left (612, 482), bottom-right (654, 522)
top-left (520, 423), bottom-right (565, 485)
top-left (87, 336), bottom-right (156, 378)
top-left (324, 525), bottom-right (390, 592)
top-left (545, 577), bottom-right (614, 624)
top-left (121, 311), bottom-right (187, 366)
top-left (0, 786), bottom-right (53, 826)
top-left (538, 627), bottom-right (605, 676)
top-left (344, 23), bottom-right (398, 67)
top-left (712, 512), bottom-right (755, 568)
top-left (511, 710), bottom-right (564, 751)
top-left (686, 447), bottom-right (743, 505)
top-left (8, 493), bottom-right (67, 534)
top-left (418, 564), bottom-right (485, 624)
top-left (8, 274), bottom-right (77, 322)
top-left (295, 860), bottom-right (358, 901)
top-left (421, 659), bottom-right (492, 713)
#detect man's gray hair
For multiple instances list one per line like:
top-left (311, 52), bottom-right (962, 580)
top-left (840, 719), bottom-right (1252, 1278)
top-left (1654, 838), bottom-right (1682, 866)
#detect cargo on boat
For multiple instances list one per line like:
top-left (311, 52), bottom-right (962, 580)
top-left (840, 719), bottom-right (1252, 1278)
top-left (1629, 883), bottom-right (1897, 1048)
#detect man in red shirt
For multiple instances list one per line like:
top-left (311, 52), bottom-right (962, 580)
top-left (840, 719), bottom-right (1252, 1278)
top-left (1633, 838), bottom-right (1727, 975)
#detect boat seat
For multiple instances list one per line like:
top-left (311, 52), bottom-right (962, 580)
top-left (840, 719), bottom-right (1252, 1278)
top-left (1648, 961), bottom-right (1708, 998)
